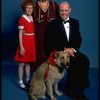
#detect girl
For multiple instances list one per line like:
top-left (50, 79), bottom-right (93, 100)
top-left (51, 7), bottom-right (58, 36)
top-left (14, 0), bottom-right (36, 90)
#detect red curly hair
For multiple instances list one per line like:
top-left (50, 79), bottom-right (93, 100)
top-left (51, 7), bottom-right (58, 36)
top-left (21, 0), bottom-right (35, 12)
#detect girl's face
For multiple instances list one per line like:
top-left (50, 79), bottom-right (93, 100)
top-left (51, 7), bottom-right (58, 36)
top-left (25, 4), bottom-right (33, 15)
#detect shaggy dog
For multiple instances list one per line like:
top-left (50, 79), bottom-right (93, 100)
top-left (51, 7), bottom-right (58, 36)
top-left (28, 50), bottom-right (70, 100)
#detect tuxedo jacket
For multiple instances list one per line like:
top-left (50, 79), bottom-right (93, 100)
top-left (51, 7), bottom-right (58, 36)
top-left (44, 17), bottom-right (82, 56)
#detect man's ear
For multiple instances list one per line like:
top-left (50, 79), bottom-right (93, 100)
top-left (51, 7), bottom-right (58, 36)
top-left (69, 8), bottom-right (71, 13)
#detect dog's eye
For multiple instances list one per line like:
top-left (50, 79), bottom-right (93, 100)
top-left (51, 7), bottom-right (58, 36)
top-left (61, 57), bottom-right (64, 59)
top-left (67, 55), bottom-right (70, 58)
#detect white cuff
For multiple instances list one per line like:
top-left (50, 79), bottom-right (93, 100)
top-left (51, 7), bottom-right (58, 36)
top-left (18, 26), bottom-right (24, 29)
top-left (71, 48), bottom-right (77, 53)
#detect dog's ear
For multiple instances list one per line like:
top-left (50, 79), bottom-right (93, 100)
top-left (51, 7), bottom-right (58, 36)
top-left (67, 52), bottom-right (71, 57)
top-left (64, 50), bottom-right (71, 56)
top-left (54, 51), bottom-right (59, 58)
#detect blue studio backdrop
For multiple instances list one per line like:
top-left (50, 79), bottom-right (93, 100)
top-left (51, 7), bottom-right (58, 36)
top-left (2, 0), bottom-right (99, 68)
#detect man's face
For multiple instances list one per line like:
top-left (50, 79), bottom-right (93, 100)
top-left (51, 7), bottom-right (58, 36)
top-left (59, 3), bottom-right (71, 20)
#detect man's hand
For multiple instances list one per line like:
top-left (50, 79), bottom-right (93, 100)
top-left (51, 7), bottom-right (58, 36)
top-left (64, 47), bottom-right (75, 57)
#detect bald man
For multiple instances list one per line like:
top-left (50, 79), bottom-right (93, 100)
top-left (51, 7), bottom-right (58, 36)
top-left (44, 1), bottom-right (90, 100)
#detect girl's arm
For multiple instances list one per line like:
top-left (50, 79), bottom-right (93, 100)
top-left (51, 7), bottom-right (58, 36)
top-left (19, 30), bottom-right (25, 56)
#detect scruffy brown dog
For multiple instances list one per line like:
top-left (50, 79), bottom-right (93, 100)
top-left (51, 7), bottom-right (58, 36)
top-left (28, 50), bottom-right (70, 100)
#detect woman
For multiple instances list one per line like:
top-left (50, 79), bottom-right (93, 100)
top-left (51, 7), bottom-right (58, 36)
top-left (33, 0), bottom-right (59, 66)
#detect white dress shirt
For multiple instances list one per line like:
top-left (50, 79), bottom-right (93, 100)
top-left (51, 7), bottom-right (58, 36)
top-left (63, 17), bottom-right (77, 53)
top-left (63, 17), bottom-right (70, 41)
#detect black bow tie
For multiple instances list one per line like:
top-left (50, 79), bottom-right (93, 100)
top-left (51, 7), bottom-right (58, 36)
top-left (63, 20), bottom-right (70, 24)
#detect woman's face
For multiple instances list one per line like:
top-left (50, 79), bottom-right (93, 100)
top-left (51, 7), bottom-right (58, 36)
top-left (25, 4), bottom-right (33, 16)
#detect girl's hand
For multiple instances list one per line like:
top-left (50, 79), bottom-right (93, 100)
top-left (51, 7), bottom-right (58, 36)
top-left (20, 47), bottom-right (25, 56)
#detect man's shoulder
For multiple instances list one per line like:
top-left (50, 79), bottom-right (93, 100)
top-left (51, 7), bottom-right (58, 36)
top-left (70, 17), bottom-right (79, 23)
top-left (48, 17), bottom-right (79, 25)
top-left (47, 19), bottom-right (58, 25)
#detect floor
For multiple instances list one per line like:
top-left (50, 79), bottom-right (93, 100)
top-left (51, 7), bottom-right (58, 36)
top-left (2, 64), bottom-right (99, 100)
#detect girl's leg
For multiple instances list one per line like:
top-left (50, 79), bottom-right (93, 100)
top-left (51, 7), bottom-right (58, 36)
top-left (18, 63), bottom-right (26, 89)
top-left (25, 63), bottom-right (30, 83)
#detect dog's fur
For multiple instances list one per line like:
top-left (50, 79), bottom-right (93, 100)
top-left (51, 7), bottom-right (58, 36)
top-left (28, 51), bottom-right (70, 100)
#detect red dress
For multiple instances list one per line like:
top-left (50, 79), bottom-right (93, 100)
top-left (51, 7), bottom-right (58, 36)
top-left (14, 14), bottom-right (36, 62)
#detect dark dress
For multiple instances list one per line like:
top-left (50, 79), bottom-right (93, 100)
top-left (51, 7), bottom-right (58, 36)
top-left (33, 0), bottom-right (59, 65)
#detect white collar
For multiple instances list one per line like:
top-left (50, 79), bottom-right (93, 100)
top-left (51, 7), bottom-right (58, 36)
top-left (64, 17), bottom-right (69, 21)
top-left (22, 14), bottom-right (33, 22)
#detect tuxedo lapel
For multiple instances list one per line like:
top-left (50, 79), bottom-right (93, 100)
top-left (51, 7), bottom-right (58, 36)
top-left (68, 19), bottom-right (73, 42)
top-left (60, 22), bottom-right (66, 35)
top-left (69, 21), bottom-right (72, 41)
top-left (57, 19), bottom-right (69, 42)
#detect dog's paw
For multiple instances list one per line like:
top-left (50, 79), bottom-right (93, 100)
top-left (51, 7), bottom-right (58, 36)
top-left (41, 96), bottom-right (46, 99)
top-left (37, 95), bottom-right (46, 99)
top-left (56, 91), bottom-right (62, 96)
top-left (51, 96), bottom-right (57, 100)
